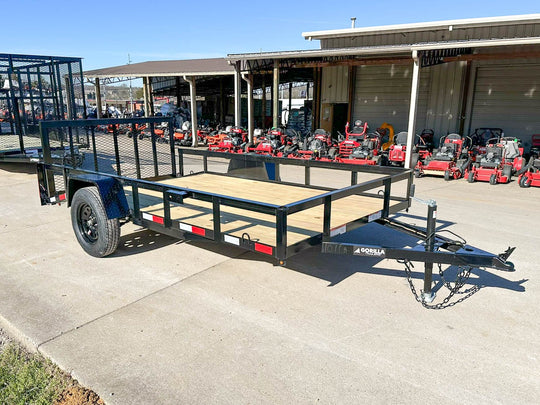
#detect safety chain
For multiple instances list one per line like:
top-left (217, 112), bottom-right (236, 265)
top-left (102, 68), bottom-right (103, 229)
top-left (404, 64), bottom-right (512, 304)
top-left (401, 260), bottom-right (480, 309)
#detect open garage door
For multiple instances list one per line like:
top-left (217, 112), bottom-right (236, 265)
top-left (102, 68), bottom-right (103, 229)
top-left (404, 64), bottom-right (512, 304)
top-left (469, 64), bottom-right (540, 148)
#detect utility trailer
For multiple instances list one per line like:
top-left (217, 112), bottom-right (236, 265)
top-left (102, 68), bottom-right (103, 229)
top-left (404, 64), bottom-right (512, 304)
top-left (36, 118), bottom-right (514, 308)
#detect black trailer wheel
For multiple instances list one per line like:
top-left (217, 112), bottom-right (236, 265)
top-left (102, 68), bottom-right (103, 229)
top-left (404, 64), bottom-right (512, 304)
top-left (489, 173), bottom-right (498, 185)
top-left (444, 170), bottom-right (451, 181)
top-left (467, 171), bottom-right (475, 183)
top-left (519, 175), bottom-right (531, 188)
top-left (71, 186), bottom-right (120, 257)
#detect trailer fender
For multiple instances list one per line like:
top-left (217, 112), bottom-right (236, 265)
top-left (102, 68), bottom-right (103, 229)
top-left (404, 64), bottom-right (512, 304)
top-left (67, 174), bottom-right (129, 219)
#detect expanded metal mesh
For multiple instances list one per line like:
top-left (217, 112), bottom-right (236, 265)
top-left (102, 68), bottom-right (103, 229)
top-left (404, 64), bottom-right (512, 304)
top-left (0, 54), bottom-right (84, 155)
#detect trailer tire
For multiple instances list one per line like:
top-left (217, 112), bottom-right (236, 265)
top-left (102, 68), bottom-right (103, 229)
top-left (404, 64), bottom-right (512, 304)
top-left (71, 186), bottom-right (120, 258)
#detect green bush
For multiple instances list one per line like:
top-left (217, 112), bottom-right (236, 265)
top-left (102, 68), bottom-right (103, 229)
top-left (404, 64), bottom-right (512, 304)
top-left (0, 344), bottom-right (67, 405)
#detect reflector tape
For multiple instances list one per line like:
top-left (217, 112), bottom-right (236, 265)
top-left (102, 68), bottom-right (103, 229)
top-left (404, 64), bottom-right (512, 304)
top-left (59, 193), bottom-right (66, 201)
top-left (330, 224), bottom-right (346, 237)
top-left (142, 212), bottom-right (164, 225)
top-left (179, 223), bottom-right (205, 236)
top-left (254, 243), bottom-right (273, 255)
top-left (224, 235), bottom-right (240, 246)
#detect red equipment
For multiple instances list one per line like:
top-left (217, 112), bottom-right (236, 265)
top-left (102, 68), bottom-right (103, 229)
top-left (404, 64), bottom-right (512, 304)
top-left (292, 129), bottom-right (338, 160)
top-left (466, 137), bottom-right (524, 184)
top-left (387, 129), bottom-right (434, 167)
top-left (336, 121), bottom-right (386, 165)
top-left (414, 133), bottom-right (471, 180)
top-left (246, 127), bottom-right (287, 156)
top-left (209, 126), bottom-right (248, 153)
top-left (518, 134), bottom-right (540, 187)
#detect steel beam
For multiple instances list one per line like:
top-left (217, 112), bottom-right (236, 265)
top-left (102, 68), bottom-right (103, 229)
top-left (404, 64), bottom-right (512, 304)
top-left (184, 76), bottom-right (198, 147)
top-left (405, 51), bottom-right (420, 169)
top-left (95, 77), bottom-right (102, 118)
top-left (273, 59), bottom-right (280, 128)
top-left (242, 73), bottom-right (254, 143)
top-left (234, 61), bottom-right (241, 127)
top-left (142, 77), bottom-right (149, 117)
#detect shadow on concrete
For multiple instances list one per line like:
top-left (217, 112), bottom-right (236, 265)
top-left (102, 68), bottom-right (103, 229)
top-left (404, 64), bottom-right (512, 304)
top-left (108, 221), bottom-right (525, 303)
top-left (0, 162), bottom-right (37, 175)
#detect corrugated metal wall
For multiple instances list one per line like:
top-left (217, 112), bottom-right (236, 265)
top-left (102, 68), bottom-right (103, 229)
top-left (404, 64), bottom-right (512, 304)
top-left (425, 62), bottom-right (466, 136)
top-left (320, 66), bottom-right (349, 103)
top-left (352, 64), bottom-right (431, 133)
top-left (468, 61), bottom-right (540, 148)
top-left (320, 23), bottom-right (540, 49)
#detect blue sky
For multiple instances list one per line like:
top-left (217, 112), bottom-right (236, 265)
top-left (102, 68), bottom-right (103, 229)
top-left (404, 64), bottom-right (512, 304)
top-left (3, 0), bottom-right (539, 71)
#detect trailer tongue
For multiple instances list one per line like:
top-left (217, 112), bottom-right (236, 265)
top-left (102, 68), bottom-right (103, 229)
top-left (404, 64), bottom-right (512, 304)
top-left (36, 118), bottom-right (515, 309)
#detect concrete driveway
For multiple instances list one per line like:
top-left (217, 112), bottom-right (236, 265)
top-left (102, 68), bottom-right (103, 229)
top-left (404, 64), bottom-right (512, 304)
top-left (0, 162), bottom-right (538, 404)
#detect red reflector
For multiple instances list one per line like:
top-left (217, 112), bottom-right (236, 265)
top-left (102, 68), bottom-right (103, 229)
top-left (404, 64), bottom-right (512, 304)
top-left (191, 226), bottom-right (205, 236)
top-left (254, 243), bottom-right (273, 255)
top-left (59, 193), bottom-right (66, 201)
top-left (153, 215), bottom-right (164, 225)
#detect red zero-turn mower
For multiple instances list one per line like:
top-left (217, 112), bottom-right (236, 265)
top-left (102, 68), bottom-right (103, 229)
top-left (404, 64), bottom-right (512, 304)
top-left (336, 121), bottom-right (387, 165)
top-left (246, 127), bottom-right (284, 155)
top-left (294, 129), bottom-right (339, 160)
top-left (518, 134), bottom-right (540, 187)
top-left (209, 126), bottom-right (248, 153)
top-left (414, 133), bottom-right (471, 180)
top-left (388, 129), bottom-right (434, 167)
top-left (466, 137), bottom-right (524, 184)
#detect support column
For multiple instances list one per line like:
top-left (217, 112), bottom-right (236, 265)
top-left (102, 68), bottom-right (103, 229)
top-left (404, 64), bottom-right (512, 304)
top-left (242, 73), bottom-right (254, 143)
top-left (95, 77), bottom-right (102, 119)
top-left (288, 82), bottom-right (292, 126)
top-left (261, 75), bottom-right (266, 128)
top-left (147, 77), bottom-right (154, 116)
top-left (142, 77), bottom-right (149, 117)
top-left (234, 61), bottom-right (241, 127)
top-left (175, 77), bottom-right (181, 107)
top-left (405, 51), bottom-right (421, 169)
top-left (184, 76), bottom-right (198, 147)
top-left (273, 59), bottom-right (280, 128)
top-left (219, 77), bottom-right (225, 125)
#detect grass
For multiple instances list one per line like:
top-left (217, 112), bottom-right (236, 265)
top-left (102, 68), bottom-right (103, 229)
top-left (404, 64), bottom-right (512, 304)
top-left (0, 343), bottom-right (67, 405)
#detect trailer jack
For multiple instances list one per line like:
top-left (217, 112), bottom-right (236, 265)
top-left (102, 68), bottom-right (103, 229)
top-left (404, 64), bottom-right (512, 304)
top-left (322, 199), bottom-right (515, 309)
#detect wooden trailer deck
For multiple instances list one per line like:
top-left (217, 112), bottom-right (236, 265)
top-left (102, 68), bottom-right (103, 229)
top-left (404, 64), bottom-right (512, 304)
top-left (131, 173), bottom-right (397, 248)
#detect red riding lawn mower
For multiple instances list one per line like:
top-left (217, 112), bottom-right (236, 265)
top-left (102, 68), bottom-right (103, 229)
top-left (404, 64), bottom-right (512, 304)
top-left (247, 127), bottom-right (284, 155)
top-left (174, 122), bottom-right (209, 146)
top-left (209, 126), bottom-right (248, 153)
top-left (518, 134), bottom-right (540, 188)
top-left (292, 129), bottom-right (339, 161)
top-left (465, 137), bottom-right (525, 185)
top-left (414, 133), bottom-right (471, 180)
top-left (387, 129), bottom-right (434, 167)
top-left (336, 120), bottom-right (387, 165)
top-left (469, 128), bottom-right (504, 157)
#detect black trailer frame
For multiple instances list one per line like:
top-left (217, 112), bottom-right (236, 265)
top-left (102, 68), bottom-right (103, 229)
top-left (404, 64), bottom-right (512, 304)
top-left (36, 117), bottom-right (514, 308)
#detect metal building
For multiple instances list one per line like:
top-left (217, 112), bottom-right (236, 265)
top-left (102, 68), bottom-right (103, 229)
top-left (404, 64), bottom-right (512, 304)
top-left (228, 13), bottom-right (540, 166)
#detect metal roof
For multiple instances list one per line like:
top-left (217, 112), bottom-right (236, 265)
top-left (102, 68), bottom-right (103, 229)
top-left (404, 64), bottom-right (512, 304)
top-left (84, 58), bottom-right (235, 78)
top-left (302, 14), bottom-right (540, 40)
top-left (227, 37), bottom-right (540, 61)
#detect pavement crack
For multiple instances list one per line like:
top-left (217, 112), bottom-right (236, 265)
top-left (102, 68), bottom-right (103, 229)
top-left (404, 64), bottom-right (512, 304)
top-left (36, 250), bottom-right (252, 351)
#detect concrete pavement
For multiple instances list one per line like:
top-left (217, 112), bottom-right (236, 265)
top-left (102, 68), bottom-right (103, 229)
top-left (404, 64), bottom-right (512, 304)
top-left (0, 162), bottom-right (539, 404)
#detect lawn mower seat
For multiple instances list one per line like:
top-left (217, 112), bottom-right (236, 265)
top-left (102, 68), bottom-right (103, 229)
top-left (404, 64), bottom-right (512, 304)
top-left (502, 141), bottom-right (520, 160)
top-left (480, 145), bottom-right (503, 167)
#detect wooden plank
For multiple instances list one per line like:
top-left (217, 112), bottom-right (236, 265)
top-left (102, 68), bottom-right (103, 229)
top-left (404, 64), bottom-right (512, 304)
top-left (128, 173), bottom-right (391, 247)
